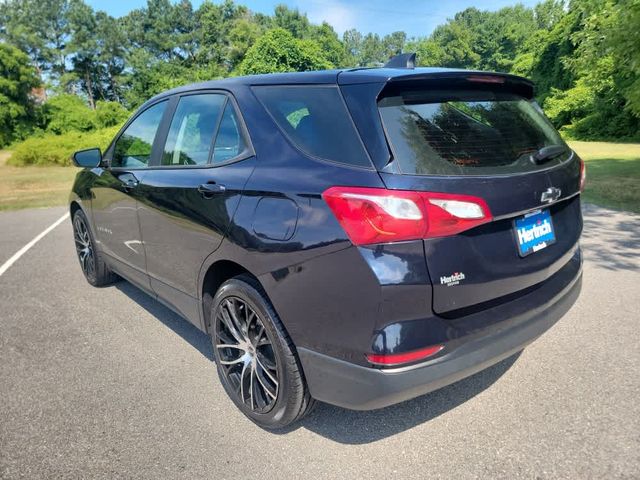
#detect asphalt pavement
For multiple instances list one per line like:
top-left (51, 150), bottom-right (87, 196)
top-left (0, 203), bottom-right (638, 479)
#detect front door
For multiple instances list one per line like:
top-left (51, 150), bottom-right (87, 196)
top-left (91, 100), bottom-right (169, 290)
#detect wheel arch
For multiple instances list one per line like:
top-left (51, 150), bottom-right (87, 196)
top-left (200, 259), bottom-right (263, 334)
top-left (69, 200), bottom-right (82, 218)
top-left (69, 199), bottom-right (96, 236)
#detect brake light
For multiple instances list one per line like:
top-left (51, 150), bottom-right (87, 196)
top-left (466, 75), bottom-right (505, 84)
top-left (579, 157), bottom-right (586, 191)
top-left (322, 186), bottom-right (492, 246)
top-left (366, 345), bottom-right (444, 366)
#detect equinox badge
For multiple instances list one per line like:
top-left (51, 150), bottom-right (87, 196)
top-left (540, 187), bottom-right (561, 204)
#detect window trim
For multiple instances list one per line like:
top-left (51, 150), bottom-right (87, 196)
top-left (105, 99), bottom-right (171, 171)
top-left (149, 90), bottom-right (255, 170)
top-left (252, 84), bottom-right (375, 171)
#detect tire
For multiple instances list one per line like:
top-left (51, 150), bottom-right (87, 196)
top-left (210, 274), bottom-right (315, 429)
top-left (72, 209), bottom-right (118, 287)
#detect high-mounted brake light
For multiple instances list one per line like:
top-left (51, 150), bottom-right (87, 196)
top-left (579, 157), bottom-right (586, 192)
top-left (366, 345), bottom-right (444, 366)
top-left (322, 186), bottom-right (492, 246)
top-left (466, 75), bottom-right (505, 84)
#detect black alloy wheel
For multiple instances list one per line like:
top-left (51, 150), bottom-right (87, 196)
top-left (211, 275), bottom-right (315, 429)
top-left (214, 296), bottom-right (279, 413)
top-left (71, 210), bottom-right (118, 287)
top-left (73, 212), bottom-right (97, 282)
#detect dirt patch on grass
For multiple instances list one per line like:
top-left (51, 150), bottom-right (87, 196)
top-left (0, 150), bottom-right (12, 166)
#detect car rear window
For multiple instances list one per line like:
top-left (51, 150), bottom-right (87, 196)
top-left (378, 89), bottom-right (571, 176)
top-left (253, 86), bottom-right (371, 168)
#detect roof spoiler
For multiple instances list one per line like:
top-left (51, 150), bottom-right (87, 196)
top-left (384, 52), bottom-right (416, 69)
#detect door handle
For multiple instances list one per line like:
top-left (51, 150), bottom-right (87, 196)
top-left (198, 182), bottom-right (226, 197)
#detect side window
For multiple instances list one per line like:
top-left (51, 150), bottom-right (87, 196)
top-left (212, 102), bottom-right (246, 164)
top-left (162, 94), bottom-right (226, 166)
top-left (112, 101), bottom-right (167, 168)
top-left (253, 86), bottom-right (371, 168)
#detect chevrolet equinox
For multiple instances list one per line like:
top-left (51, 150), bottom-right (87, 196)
top-left (69, 54), bottom-right (584, 428)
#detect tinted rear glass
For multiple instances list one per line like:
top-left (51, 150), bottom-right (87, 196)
top-left (162, 94), bottom-right (225, 166)
top-left (213, 102), bottom-right (246, 164)
top-left (379, 90), bottom-right (570, 176)
top-left (254, 86), bottom-right (371, 168)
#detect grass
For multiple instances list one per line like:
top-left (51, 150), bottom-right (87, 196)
top-left (0, 150), bottom-right (78, 211)
top-left (568, 141), bottom-right (640, 213)
top-left (0, 141), bottom-right (639, 212)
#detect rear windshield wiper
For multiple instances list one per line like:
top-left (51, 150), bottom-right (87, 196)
top-left (530, 145), bottom-right (568, 164)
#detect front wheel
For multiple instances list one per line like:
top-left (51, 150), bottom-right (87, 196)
top-left (210, 275), bottom-right (315, 429)
top-left (72, 209), bottom-right (118, 287)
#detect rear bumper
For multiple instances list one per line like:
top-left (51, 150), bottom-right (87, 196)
top-left (298, 260), bottom-right (582, 410)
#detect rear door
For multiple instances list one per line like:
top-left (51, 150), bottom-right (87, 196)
top-left (136, 92), bottom-right (256, 325)
top-left (373, 75), bottom-right (583, 313)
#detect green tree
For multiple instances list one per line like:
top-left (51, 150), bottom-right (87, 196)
top-left (0, 43), bottom-right (41, 147)
top-left (359, 33), bottom-right (384, 66)
top-left (66, 1), bottom-right (101, 108)
top-left (427, 22), bottom-right (480, 68)
top-left (197, 0), bottom-right (247, 69)
top-left (343, 29), bottom-right (363, 66)
top-left (95, 12), bottom-right (127, 103)
top-left (227, 17), bottom-right (263, 68)
top-left (534, 0), bottom-right (565, 30)
top-left (2, 0), bottom-right (640, 145)
top-left (0, 0), bottom-right (74, 83)
top-left (542, 0), bottom-right (639, 139)
top-left (608, 0), bottom-right (640, 117)
top-left (238, 28), bottom-right (332, 75)
top-left (383, 31), bottom-right (407, 59)
top-left (273, 4), bottom-right (311, 38)
top-left (310, 23), bottom-right (346, 67)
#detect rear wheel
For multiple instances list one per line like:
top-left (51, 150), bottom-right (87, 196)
top-left (72, 209), bottom-right (117, 287)
top-left (211, 275), bottom-right (315, 429)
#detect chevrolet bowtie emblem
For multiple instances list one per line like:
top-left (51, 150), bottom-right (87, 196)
top-left (540, 187), bottom-right (561, 204)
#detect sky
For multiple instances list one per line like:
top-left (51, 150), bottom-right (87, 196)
top-left (87, 0), bottom-right (541, 38)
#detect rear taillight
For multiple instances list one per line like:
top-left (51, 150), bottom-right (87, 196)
top-left (322, 186), bottom-right (492, 246)
top-left (579, 157), bottom-right (586, 191)
top-left (366, 345), bottom-right (444, 366)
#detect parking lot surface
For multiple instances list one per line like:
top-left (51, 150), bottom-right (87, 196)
top-left (1, 204), bottom-right (638, 479)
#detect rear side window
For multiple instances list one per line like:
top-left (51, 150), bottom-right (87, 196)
top-left (379, 90), bottom-right (570, 176)
top-left (162, 94), bottom-right (225, 166)
top-left (113, 101), bottom-right (167, 168)
top-left (253, 86), bottom-right (371, 168)
top-left (212, 102), bottom-right (246, 164)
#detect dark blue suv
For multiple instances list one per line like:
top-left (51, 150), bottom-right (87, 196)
top-left (70, 55), bottom-right (584, 428)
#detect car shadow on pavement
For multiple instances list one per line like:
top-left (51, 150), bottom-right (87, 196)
top-left (116, 280), bottom-right (521, 444)
top-left (115, 282), bottom-right (215, 361)
top-left (283, 352), bottom-right (520, 444)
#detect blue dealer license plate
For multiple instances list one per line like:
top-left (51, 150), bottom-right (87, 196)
top-left (514, 209), bottom-right (556, 257)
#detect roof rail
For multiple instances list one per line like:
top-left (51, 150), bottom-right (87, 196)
top-left (384, 52), bottom-right (416, 69)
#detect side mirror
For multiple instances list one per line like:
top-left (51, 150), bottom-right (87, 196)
top-left (72, 148), bottom-right (102, 168)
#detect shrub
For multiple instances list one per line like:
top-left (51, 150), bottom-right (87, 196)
top-left (43, 94), bottom-right (97, 134)
top-left (95, 101), bottom-right (130, 128)
top-left (8, 126), bottom-right (122, 166)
